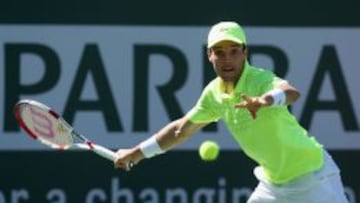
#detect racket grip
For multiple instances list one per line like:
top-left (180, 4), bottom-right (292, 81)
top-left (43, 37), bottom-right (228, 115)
top-left (91, 144), bottom-right (117, 161)
top-left (94, 145), bottom-right (134, 170)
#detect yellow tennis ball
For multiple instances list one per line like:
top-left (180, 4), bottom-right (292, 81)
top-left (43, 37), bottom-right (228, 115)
top-left (199, 140), bottom-right (219, 161)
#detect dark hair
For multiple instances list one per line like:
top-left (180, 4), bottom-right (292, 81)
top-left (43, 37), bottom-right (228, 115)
top-left (242, 44), bottom-right (247, 51)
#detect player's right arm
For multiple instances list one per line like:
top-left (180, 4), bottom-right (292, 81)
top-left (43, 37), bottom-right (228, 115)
top-left (114, 116), bottom-right (208, 170)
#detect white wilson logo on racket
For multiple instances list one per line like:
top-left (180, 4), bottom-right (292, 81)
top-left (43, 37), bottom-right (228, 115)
top-left (14, 99), bottom-right (123, 165)
top-left (30, 107), bottom-right (56, 138)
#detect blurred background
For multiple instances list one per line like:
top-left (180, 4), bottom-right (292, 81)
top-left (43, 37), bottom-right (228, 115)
top-left (0, 0), bottom-right (359, 202)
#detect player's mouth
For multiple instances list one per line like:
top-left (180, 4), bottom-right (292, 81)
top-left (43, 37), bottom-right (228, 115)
top-left (222, 67), bottom-right (234, 73)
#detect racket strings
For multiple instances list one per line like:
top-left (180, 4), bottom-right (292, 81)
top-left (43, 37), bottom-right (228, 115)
top-left (23, 106), bottom-right (74, 148)
top-left (15, 99), bottom-right (117, 162)
top-left (30, 108), bottom-right (55, 138)
top-left (53, 121), bottom-right (74, 147)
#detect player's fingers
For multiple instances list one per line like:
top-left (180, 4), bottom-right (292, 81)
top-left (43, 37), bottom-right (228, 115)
top-left (249, 109), bottom-right (257, 119)
top-left (241, 94), bottom-right (251, 102)
top-left (114, 149), bottom-right (136, 171)
top-left (234, 102), bottom-right (247, 108)
top-left (114, 151), bottom-right (128, 170)
top-left (114, 160), bottom-right (128, 170)
top-left (234, 94), bottom-right (249, 108)
top-left (114, 156), bottom-right (122, 168)
top-left (235, 94), bottom-right (254, 108)
top-left (233, 103), bottom-right (258, 119)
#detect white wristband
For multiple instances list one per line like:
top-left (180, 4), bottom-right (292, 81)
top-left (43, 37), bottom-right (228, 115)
top-left (267, 89), bottom-right (286, 106)
top-left (139, 137), bottom-right (164, 158)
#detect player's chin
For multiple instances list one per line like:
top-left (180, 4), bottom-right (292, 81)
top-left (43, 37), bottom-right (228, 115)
top-left (220, 74), bottom-right (237, 83)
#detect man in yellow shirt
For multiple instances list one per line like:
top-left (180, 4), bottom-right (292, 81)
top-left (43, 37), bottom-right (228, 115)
top-left (114, 21), bottom-right (348, 202)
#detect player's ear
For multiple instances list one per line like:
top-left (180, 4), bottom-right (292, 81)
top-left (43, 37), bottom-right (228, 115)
top-left (242, 44), bottom-right (248, 56)
top-left (207, 48), bottom-right (213, 62)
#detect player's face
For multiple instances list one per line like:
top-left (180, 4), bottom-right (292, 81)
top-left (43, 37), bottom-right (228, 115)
top-left (208, 41), bottom-right (247, 84)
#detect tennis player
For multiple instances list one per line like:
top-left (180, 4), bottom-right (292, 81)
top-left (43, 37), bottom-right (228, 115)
top-left (115, 21), bottom-right (349, 203)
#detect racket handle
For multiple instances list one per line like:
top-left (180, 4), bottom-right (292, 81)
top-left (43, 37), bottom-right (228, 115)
top-left (92, 144), bottom-right (134, 170)
top-left (72, 143), bottom-right (134, 170)
top-left (90, 144), bottom-right (117, 161)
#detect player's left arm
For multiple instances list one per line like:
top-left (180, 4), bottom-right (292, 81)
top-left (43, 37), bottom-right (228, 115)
top-left (234, 81), bottom-right (300, 117)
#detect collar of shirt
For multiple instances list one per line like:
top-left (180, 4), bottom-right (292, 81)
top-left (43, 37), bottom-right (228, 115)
top-left (218, 61), bottom-right (250, 100)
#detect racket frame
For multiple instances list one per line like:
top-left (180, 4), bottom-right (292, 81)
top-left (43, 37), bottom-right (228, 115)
top-left (13, 99), bottom-right (119, 162)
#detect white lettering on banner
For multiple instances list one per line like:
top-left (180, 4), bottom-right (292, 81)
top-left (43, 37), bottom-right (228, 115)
top-left (0, 26), bottom-right (359, 150)
top-left (0, 188), bottom-right (30, 203)
top-left (0, 178), bottom-right (356, 203)
top-left (46, 189), bottom-right (66, 203)
top-left (85, 177), bottom-right (253, 203)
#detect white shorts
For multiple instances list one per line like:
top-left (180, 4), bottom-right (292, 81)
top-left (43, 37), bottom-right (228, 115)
top-left (247, 151), bottom-right (349, 203)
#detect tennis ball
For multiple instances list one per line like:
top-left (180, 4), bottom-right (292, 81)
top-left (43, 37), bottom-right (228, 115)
top-left (199, 140), bottom-right (219, 161)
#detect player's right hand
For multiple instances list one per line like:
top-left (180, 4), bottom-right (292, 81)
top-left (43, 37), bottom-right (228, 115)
top-left (114, 148), bottom-right (135, 171)
top-left (114, 147), bottom-right (143, 171)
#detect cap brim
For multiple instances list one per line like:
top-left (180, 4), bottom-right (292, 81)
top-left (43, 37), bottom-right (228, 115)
top-left (208, 36), bottom-right (245, 48)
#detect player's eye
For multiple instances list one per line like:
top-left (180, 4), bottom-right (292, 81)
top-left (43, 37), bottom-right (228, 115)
top-left (214, 50), bottom-right (225, 58)
top-left (230, 47), bottom-right (242, 55)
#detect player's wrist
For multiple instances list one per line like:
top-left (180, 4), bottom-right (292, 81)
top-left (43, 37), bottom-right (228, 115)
top-left (259, 95), bottom-right (273, 107)
top-left (139, 137), bottom-right (165, 158)
top-left (129, 147), bottom-right (145, 164)
top-left (265, 88), bottom-right (286, 106)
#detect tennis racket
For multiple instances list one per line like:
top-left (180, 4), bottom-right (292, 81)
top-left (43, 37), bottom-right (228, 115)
top-left (13, 99), bottom-right (133, 169)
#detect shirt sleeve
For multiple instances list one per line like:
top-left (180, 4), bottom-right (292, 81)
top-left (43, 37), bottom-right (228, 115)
top-left (185, 86), bottom-right (221, 124)
top-left (259, 71), bottom-right (289, 94)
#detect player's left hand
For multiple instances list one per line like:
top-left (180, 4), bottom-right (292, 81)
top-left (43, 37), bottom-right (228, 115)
top-left (234, 94), bottom-right (270, 119)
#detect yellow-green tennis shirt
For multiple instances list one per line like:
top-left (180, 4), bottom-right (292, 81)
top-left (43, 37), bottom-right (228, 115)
top-left (186, 62), bottom-right (323, 184)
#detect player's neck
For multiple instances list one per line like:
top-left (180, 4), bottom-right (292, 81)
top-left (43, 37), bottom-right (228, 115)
top-left (223, 82), bottom-right (235, 94)
top-left (222, 74), bottom-right (241, 94)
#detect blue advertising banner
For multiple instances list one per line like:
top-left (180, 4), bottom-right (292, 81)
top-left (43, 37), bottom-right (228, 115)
top-left (0, 151), bottom-right (358, 203)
